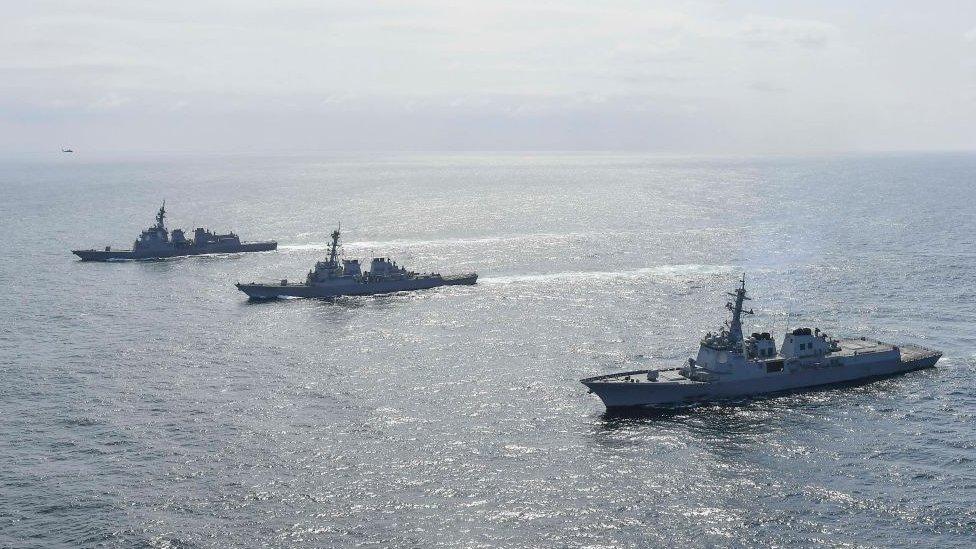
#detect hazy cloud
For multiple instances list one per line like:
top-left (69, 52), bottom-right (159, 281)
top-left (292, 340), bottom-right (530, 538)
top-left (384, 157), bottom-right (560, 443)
top-left (734, 16), bottom-right (835, 49)
top-left (2, 1), bottom-right (975, 154)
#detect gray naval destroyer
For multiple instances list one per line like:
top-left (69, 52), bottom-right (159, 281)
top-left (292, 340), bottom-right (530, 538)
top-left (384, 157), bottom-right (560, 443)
top-left (582, 277), bottom-right (942, 409)
top-left (235, 226), bottom-right (477, 299)
top-left (72, 203), bottom-right (277, 261)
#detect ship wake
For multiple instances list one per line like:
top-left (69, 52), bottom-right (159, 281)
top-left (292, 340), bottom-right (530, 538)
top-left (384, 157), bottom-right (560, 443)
top-left (280, 232), bottom-right (607, 251)
top-left (481, 264), bottom-right (735, 285)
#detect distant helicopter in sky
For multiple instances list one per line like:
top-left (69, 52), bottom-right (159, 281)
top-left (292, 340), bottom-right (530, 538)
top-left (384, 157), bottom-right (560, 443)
top-left (60, 146), bottom-right (74, 153)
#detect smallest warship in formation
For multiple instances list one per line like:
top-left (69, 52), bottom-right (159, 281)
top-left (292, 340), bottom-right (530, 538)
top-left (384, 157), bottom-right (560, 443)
top-left (72, 202), bottom-right (277, 261)
top-left (581, 276), bottom-right (942, 409)
top-left (236, 226), bottom-right (477, 299)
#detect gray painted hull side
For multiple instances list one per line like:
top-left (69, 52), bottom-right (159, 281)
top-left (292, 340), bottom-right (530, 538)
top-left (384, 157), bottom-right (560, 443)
top-left (583, 354), bottom-right (941, 409)
top-left (72, 241), bottom-right (277, 261)
top-left (236, 274), bottom-right (477, 299)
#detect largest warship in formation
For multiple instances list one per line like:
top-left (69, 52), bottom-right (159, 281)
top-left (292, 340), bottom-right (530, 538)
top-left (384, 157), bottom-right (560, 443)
top-left (72, 203), bottom-right (277, 261)
top-left (581, 277), bottom-right (942, 409)
top-left (236, 226), bottom-right (477, 299)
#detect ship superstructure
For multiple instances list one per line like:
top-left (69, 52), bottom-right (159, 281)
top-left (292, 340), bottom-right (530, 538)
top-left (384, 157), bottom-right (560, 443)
top-left (236, 226), bottom-right (477, 299)
top-left (581, 277), bottom-right (941, 409)
top-left (72, 202), bottom-right (277, 261)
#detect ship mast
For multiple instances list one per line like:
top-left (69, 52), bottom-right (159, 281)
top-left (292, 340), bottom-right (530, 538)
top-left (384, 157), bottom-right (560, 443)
top-left (726, 274), bottom-right (754, 344)
top-left (326, 224), bottom-right (341, 266)
top-left (155, 201), bottom-right (166, 230)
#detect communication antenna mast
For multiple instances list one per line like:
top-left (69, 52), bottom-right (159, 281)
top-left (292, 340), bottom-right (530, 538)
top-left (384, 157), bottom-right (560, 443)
top-left (725, 273), bottom-right (753, 344)
top-left (783, 301), bottom-right (792, 336)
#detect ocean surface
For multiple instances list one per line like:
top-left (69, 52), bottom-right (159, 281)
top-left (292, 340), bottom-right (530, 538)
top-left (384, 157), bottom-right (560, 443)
top-left (0, 152), bottom-right (974, 548)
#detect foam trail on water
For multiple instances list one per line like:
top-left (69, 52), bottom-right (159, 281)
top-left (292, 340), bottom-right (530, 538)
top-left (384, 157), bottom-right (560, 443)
top-left (279, 232), bottom-right (612, 251)
top-left (481, 264), bottom-right (736, 284)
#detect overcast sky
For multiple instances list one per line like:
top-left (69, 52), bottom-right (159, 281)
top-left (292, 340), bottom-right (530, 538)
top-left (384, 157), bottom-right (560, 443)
top-left (3, 0), bottom-right (975, 154)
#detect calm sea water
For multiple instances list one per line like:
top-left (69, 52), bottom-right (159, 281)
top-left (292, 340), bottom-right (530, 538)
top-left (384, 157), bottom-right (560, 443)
top-left (0, 152), bottom-right (974, 548)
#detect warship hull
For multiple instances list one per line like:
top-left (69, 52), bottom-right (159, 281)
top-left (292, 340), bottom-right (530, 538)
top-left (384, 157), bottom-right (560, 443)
top-left (236, 273), bottom-right (477, 299)
top-left (582, 344), bottom-right (941, 409)
top-left (73, 241), bottom-right (277, 261)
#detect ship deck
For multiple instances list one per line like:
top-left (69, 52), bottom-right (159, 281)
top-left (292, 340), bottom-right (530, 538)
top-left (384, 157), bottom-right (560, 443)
top-left (581, 340), bottom-right (942, 386)
top-left (581, 367), bottom-right (698, 385)
top-left (240, 272), bottom-right (477, 288)
top-left (898, 344), bottom-right (942, 363)
top-left (834, 338), bottom-right (941, 364)
top-left (832, 338), bottom-right (895, 357)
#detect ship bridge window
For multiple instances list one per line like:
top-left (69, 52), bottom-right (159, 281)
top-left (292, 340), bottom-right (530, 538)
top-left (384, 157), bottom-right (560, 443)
top-left (766, 359), bottom-right (784, 373)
